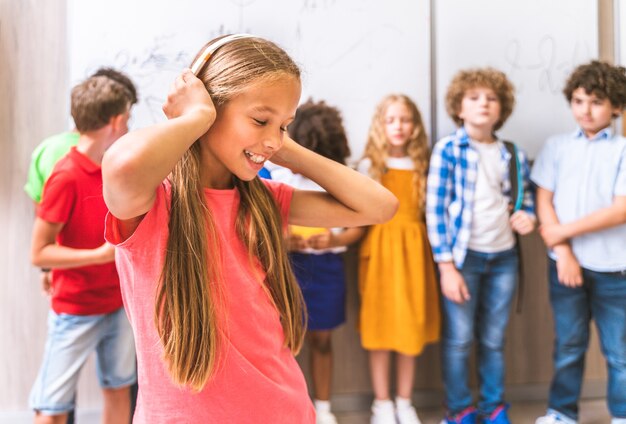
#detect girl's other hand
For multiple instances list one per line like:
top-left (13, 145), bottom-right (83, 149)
top-left (287, 234), bottom-right (307, 251)
top-left (510, 210), bottom-right (535, 235)
top-left (162, 69), bottom-right (216, 124)
top-left (306, 231), bottom-right (335, 250)
top-left (268, 136), bottom-right (298, 170)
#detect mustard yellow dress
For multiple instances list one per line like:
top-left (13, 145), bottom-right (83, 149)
top-left (359, 166), bottom-right (441, 355)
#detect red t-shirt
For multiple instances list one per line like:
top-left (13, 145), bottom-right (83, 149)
top-left (105, 179), bottom-right (315, 424)
top-left (38, 147), bottom-right (122, 315)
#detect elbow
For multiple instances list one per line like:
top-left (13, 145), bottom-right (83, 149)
top-left (102, 147), bottom-right (135, 194)
top-left (31, 250), bottom-right (45, 268)
top-left (101, 150), bottom-right (143, 218)
top-left (373, 193), bottom-right (399, 224)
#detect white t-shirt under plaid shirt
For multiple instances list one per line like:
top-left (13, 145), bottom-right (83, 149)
top-left (426, 127), bottom-right (535, 268)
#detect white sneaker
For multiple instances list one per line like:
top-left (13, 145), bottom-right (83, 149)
top-left (535, 412), bottom-right (577, 424)
top-left (371, 399), bottom-right (396, 424)
top-left (316, 409), bottom-right (338, 424)
top-left (396, 404), bottom-right (422, 424)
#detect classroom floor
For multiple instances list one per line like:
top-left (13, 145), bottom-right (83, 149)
top-left (1, 399), bottom-right (610, 423)
top-left (334, 399), bottom-right (611, 424)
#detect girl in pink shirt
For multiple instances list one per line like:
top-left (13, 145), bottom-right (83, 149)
top-left (101, 34), bottom-right (398, 424)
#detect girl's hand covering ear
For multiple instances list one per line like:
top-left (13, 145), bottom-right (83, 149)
top-left (162, 69), bottom-right (216, 124)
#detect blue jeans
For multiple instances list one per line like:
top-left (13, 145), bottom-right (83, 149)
top-left (30, 308), bottom-right (136, 415)
top-left (547, 259), bottom-right (626, 420)
top-left (442, 248), bottom-right (518, 415)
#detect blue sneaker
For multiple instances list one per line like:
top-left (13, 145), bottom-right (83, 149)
top-left (482, 404), bottom-right (510, 424)
top-left (441, 406), bottom-right (478, 424)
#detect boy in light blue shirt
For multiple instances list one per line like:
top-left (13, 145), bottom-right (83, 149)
top-left (531, 61), bottom-right (626, 424)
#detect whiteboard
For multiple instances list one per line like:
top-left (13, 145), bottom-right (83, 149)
top-left (434, 0), bottom-right (598, 158)
top-left (68, 0), bottom-right (431, 161)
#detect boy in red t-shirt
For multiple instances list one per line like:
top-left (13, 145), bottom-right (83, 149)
top-left (29, 74), bottom-right (137, 424)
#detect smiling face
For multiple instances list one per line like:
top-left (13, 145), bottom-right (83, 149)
top-left (570, 87), bottom-right (620, 138)
top-left (199, 75), bottom-right (301, 188)
top-left (383, 101), bottom-right (416, 157)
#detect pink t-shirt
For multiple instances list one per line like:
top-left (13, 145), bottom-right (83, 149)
top-left (105, 179), bottom-right (314, 424)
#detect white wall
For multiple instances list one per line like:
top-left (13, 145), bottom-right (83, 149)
top-left (68, 0), bottom-right (432, 161)
top-left (0, 0), bottom-right (102, 420)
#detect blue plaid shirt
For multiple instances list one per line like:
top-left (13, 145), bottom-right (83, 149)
top-left (426, 127), bottom-right (535, 267)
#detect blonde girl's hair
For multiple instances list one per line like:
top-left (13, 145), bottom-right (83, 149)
top-left (362, 94), bottom-right (430, 204)
top-left (156, 36), bottom-right (306, 392)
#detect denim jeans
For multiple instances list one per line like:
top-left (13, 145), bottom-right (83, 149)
top-left (442, 248), bottom-right (518, 415)
top-left (30, 308), bottom-right (136, 415)
top-left (547, 259), bottom-right (626, 420)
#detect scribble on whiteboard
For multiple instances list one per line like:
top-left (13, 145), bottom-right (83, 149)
top-left (504, 36), bottom-right (592, 95)
top-left (310, 24), bottom-right (403, 68)
top-left (82, 34), bottom-right (192, 127)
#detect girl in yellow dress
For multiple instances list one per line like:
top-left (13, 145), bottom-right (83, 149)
top-left (357, 94), bottom-right (441, 424)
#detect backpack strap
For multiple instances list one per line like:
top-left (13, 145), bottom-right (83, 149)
top-left (503, 140), bottom-right (525, 313)
top-left (503, 141), bottom-right (523, 212)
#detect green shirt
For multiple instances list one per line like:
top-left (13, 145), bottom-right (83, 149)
top-left (24, 132), bottom-right (79, 202)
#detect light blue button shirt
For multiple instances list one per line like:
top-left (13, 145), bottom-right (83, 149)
top-left (531, 127), bottom-right (626, 272)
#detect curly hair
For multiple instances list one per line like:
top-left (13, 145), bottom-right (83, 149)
top-left (288, 99), bottom-right (350, 164)
top-left (563, 60), bottom-right (626, 113)
top-left (362, 94), bottom-right (429, 203)
top-left (445, 67), bottom-right (515, 131)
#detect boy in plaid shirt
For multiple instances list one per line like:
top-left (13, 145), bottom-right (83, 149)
top-left (426, 68), bottom-right (535, 424)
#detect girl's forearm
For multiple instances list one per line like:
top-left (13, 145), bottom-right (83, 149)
top-left (275, 139), bottom-right (398, 225)
top-left (103, 108), bottom-right (215, 219)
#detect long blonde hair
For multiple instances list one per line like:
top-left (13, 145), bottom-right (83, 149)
top-left (156, 36), bottom-right (306, 391)
top-left (362, 94), bottom-right (430, 203)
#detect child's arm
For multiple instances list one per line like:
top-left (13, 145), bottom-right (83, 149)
top-left (536, 187), bottom-right (583, 287)
top-left (306, 227), bottom-right (366, 250)
top-left (426, 141), bottom-right (471, 303)
top-left (438, 262), bottom-right (471, 303)
top-left (102, 69), bottom-right (216, 223)
top-left (271, 139), bottom-right (398, 228)
top-left (540, 196), bottom-right (626, 246)
top-left (30, 218), bottom-right (115, 269)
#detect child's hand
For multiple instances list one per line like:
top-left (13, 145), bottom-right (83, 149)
top-left (439, 263), bottom-right (471, 304)
top-left (268, 136), bottom-right (298, 169)
top-left (306, 231), bottom-right (335, 250)
top-left (287, 234), bottom-right (308, 251)
top-left (555, 249), bottom-right (583, 287)
top-left (510, 210), bottom-right (535, 235)
top-left (539, 223), bottom-right (569, 247)
top-left (40, 270), bottom-right (53, 297)
top-left (162, 69), bottom-right (216, 124)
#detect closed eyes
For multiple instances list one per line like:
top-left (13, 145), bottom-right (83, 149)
top-left (254, 118), bottom-right (288, 132)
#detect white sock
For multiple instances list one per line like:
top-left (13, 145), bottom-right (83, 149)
top-left (314, 399), bottom-right (331, 413)
top-left (373, 398), bottom-right (394, 408)
top-left (395, 396), bottom-right (412, 410)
